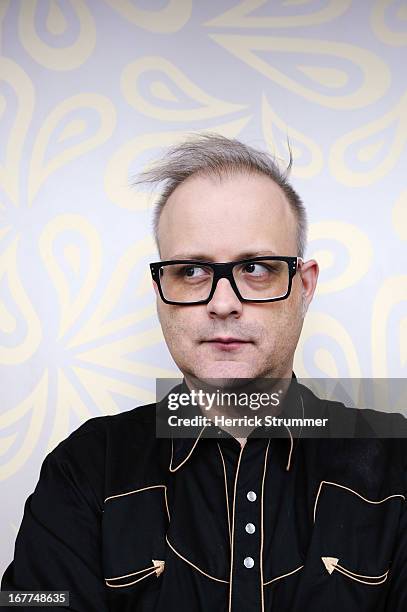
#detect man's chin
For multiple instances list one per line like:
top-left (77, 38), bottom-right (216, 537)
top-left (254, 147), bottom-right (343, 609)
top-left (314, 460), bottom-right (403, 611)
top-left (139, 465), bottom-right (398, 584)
top-left (189, 361), bottom-right (258, 384)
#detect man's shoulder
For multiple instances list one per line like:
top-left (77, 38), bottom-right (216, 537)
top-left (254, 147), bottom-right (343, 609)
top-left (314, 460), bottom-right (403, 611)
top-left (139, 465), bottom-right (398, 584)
top-left (51, 402), bottom-right (158, 461)
top-left (300, 382), bottom-right (407, 441)
top-left (40, 403), bottom-right (160, 506)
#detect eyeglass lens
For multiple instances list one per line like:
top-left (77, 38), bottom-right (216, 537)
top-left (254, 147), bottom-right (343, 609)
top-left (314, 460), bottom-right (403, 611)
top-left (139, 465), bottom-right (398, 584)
top-left (158, 260), bottom-right (290, 303)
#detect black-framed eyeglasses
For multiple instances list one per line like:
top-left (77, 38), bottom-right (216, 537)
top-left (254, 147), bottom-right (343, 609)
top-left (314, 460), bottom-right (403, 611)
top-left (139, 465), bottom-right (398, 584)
top-left (150, 256), bottom-right (303, 305)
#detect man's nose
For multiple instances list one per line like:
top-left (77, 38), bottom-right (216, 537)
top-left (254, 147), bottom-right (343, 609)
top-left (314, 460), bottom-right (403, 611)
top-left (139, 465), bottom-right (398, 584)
top-left (206, 277), bottom-right (243, 318)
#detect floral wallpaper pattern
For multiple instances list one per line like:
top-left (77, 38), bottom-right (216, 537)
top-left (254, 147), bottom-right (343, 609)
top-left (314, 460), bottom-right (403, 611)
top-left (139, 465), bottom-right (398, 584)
top-left (0, 0), bottom-right (406, 573)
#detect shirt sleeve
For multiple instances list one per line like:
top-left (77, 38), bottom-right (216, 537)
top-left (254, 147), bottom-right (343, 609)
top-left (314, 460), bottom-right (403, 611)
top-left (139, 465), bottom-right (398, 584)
top-left (1, 432), bottom-right (108, 612)
top-left (384, 466), bottom-right (407, 611)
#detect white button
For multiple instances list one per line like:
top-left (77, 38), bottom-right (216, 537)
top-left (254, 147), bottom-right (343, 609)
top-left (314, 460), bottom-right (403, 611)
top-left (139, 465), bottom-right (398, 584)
top-left (244, 557), bottom-right (255, 568)
top-left (245, 523), bottom-right (256, 534)
top-left (247, 491), bottom-right (257, 502)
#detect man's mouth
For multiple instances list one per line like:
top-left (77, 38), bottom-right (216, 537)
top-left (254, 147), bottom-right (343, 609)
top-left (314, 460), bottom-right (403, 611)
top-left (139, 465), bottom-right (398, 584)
top-left (203, 337), bottom-right (251, 351)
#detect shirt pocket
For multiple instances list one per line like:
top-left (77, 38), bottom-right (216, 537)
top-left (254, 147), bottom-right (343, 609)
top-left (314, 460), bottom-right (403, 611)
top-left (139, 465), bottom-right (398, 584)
top-left (102, 484), bottom-right (169, 590)
top-left (311, 480), bottom-right (405, 587)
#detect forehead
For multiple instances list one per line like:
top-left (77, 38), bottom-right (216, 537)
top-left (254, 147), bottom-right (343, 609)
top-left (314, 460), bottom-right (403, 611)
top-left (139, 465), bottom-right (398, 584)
top-left (157, 171), bottom-right (298, 260)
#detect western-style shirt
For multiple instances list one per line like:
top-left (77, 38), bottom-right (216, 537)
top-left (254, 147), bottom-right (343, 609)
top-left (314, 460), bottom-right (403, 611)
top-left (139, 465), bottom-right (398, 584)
top-left (2, 379), bottom-right (407, 611)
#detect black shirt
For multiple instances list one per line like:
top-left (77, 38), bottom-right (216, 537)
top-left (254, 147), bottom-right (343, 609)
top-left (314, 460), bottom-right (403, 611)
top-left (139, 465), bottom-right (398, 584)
top-left (2, 380), bottom-right (407, 611)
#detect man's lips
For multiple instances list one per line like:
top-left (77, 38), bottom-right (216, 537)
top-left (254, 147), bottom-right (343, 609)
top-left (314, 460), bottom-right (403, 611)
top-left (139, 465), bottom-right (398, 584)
top-left (202, 337), bottom-right (252, 351)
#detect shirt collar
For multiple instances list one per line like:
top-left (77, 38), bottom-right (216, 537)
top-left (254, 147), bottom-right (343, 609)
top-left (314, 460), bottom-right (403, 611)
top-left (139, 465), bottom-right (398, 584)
top-left (167, 373), bottom-right (305, 473)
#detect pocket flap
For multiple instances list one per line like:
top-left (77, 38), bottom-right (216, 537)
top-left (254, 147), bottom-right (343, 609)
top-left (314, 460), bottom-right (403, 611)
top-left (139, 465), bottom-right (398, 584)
top-left (313, 481), bottom-right (404, 577)
top-left (103, 484), bottom-right (169, 580)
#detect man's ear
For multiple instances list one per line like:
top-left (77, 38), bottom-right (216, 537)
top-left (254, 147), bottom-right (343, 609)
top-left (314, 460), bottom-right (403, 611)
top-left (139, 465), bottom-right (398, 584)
top-left (299, 259), bottom-right (319, 314)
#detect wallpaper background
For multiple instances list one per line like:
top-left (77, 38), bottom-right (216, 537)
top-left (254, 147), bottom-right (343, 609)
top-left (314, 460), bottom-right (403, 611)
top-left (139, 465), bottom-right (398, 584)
top-left (1, 0), bottom-right (406, 574)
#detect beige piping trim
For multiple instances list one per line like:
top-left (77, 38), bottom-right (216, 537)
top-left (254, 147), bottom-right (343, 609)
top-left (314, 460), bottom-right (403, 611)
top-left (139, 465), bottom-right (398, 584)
top-left (336, 562), bottom-right (388, 581)
top-left (217, 442), bottom-right (231, 548)
top-left (263, 564), bottom-right (304, 586)
top-left (105, 567), bottom-right (158, 588)
top-left (260, 440), bottom-right (270, 612)
top-left (106, 563), bottom-right (158, 582)
top-left (313, 480), bottom-right (406, 523)
top-left (332, 562), bottom-right (389, 586)
top-left (164, 485), bottom-right (170, 522)
top-left (285, 425), bottom-right (293, 471)
top-left (228, 445), bottom-right (244, 612)
top-left (283, 394), bottom-right (304, 471)
top-left (104, 484), bottom-right (167, 504)
top-left (106, 560), bottom-right (164, 587)
top-left (169, 425), bottom-right (206, 472)
top-left (166, 535), bottom-right (229, 583)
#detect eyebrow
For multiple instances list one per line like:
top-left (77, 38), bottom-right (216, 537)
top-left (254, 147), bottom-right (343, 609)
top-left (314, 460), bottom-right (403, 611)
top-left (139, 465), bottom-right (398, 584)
top-left (167, 250), bottom-right (278, 261)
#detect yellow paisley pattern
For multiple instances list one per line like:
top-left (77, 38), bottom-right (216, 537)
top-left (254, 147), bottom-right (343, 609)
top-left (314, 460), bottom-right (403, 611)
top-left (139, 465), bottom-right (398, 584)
top-left (0, 0), bottom-right (406, 574)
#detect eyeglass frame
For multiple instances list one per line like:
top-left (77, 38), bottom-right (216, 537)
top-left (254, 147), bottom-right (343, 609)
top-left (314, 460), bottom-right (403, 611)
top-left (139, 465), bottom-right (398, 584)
top-left (150, 256), bottom-right (303, 305)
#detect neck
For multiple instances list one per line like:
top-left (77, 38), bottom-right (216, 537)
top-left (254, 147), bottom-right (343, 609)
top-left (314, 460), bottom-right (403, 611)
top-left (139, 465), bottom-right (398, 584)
top-left (183, 373), bottom-right (294, 443)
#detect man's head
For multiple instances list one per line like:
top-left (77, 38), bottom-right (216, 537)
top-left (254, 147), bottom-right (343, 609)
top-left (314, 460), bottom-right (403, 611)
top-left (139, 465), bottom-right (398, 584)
top-left (140, 134), bottom-right (318, 382)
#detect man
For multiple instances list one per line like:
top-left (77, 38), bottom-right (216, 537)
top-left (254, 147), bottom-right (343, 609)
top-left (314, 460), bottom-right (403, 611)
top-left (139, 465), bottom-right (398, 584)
top-left (2, 135), bottom-right (406, 611)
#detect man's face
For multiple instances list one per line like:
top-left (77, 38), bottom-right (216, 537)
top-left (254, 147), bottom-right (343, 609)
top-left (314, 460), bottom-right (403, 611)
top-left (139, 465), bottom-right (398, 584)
top-left (154, 171), bottom-right (318, 381)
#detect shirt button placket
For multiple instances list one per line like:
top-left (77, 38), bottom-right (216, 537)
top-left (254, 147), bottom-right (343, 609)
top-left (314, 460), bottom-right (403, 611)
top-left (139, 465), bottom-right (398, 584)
top-left (229, 443), bottom-right (265, 611)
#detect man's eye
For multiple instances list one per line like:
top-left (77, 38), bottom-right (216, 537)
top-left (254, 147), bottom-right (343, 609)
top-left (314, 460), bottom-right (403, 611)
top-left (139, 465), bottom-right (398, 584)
top-left (183, 266), bottom-right (208, 278)
top-left (244, 263), bottom-right (269, 276)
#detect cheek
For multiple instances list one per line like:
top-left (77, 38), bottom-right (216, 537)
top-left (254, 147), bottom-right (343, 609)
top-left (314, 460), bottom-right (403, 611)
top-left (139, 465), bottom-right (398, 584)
top-left (157, 304), bottom-right (198, 343)
top-left (251, 296), bottom-right (303, 347)
top-left (253, 298), bottom-right (297, 327)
